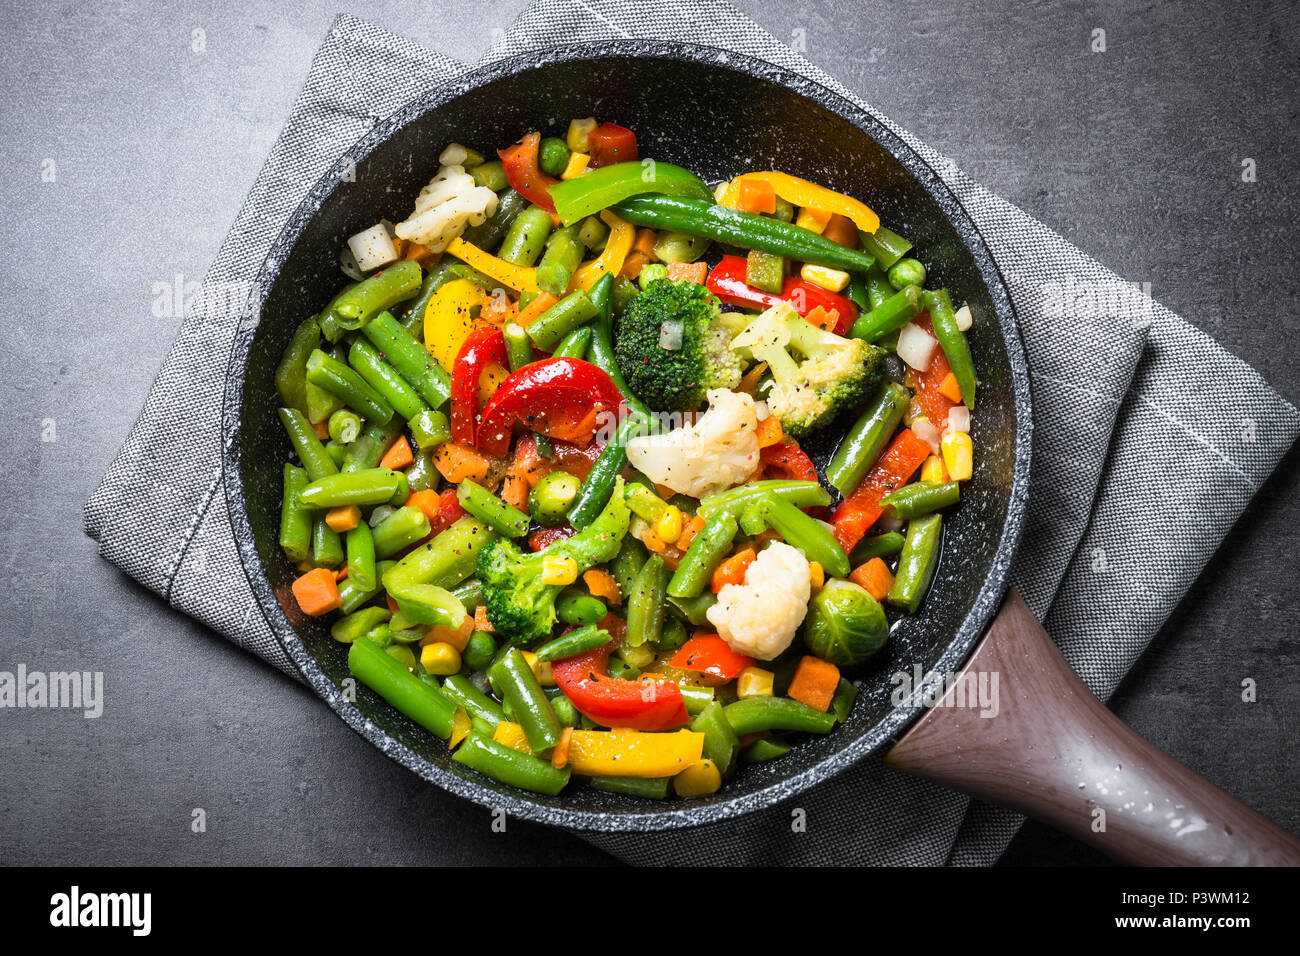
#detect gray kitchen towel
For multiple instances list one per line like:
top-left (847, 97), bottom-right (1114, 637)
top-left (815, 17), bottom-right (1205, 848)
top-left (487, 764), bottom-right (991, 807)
top-left (83, 3), bottom-right (1299, 866)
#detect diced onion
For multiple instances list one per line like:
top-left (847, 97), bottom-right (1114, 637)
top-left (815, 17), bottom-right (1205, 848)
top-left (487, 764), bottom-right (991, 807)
top-left (896, 321), bottom-right (938, 371)
top-left (875, 513), bottom-right (905, 534)
top-left (369, 505), bottom-right (396, 528)
top-left (954, 304), bottom-right (973, 332)
top-left (339, 245), bottom-right (366, 281)
top-left (347, 222), bottom-right (400, 272)
top-left (754, 400), bottom-right (770, 421)
top-left (912, 417), bottom-right (941, 455)
top-left (945, 404), bottom-right (971, 436)
top-left (659, 319), bottom-right (684, 351)
top-left (439, 143), bottom-right (469, 166)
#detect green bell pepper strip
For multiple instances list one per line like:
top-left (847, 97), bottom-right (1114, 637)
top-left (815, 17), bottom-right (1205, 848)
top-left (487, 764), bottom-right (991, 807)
top-left (923, 288), bottom-right (978, 409)
top-left (722, 697), bottom-right (837, 736)
top-left (336, 560), bottom-right (397, 614)
top-left (667, 591), bottom-right (716, 628)
top-left (382, 516), bottom-right (493, 596)
top-left (881, 480), bottom-right (960, 520)
top-left (625, 553), bottom-right (667, 647)
top-left (470, 160), bottom-right (507, 192)
top-left (497, 205), bottom-right (553, 266)
top-left (555, 594), bottom-right (607, 627)
top-left (347, 635), bottom-right (460, 739)
top-left (461, 188), bottom-right (527, 252)
top-left (859, 225), bottom-right (912, 270)
top-left (456, 479), bottom-right (530, 538)
top-left (441, 673), bottom-right (505, 727)
top-left (342, 417), bottom-right (404, 473)
top-left (329, 606), bottom-right (391, 644)
top-left (452, 578), bottom-right (483, 611)
top-left (325, 258), bottom-right (422, 332)
top-left (390, 583), bottom-right (467, 628)
top-left (534, 624), bottom-right (612, 662)
top-left (275, 315), bottom-right (321, 414)
top-left (405, 449), bottom-right (439, 493)
top-left (831, 677), bottom-right (859, 723)
top-left (743, 737), bottom-right (792, 763)
top-left (825, 380), bottom-right (911, 496)
top-left (758, 493), bottom-right (850, 578)
top-left (453, 733), bottom-right (571, 796)
top-left (278, 464), bottom-right (312, 562)
top-left (863, 264), bottom-right (894, 311)
top-left (667, 511), bottom-right (739, 599)
top-left (611, 195), bottom-right (876, 273)
top-left (696, 479), bottom-right (830, 520)
top-left (850, 531), bottom-right (907, 566)
top-left (344, 521), bottom-right (377, 591)
top-left (536, 224), bottom-right (586, 296)
top-left (849, 284), bottom-right (923, 342)
top-left (548, 160), bottom-right (715, 226)
top-left (299, 468), bottom-right (401, 508)
top-left (310, 514), bottom-right (343, 568)
top-left (491, 648), bottom-right (563, 753)
top-left (588, 774), bottom-right (672, 799)
top-left (887, 513), bottom-right (943, 614)
top-left (526, 288), bottom-right (599, 350)
top-left (372, 506), bottom-right (432, 559)
top-left (550, 325), bottom-right (592, 360)
top-left (304, 349), bottom-right (394, 424)
top-left (277, 407), bottom-right (338, 482)
top-left (360, 312), bottom-right (452, 409)
top-left (679, 684), bottom-right (715, 716)
top-left (691, 701), bottom-right (740, 777)
top-left (348, 338), bottom-right (429, 423)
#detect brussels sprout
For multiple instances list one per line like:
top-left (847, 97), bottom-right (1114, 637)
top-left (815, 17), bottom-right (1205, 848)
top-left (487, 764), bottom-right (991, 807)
top-left (802, 579), bottom-right (889, 667)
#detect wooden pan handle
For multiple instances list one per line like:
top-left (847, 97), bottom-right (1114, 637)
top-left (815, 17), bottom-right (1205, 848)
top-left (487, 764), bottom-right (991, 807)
top-left (885, 589), bottom-right (1300, 865)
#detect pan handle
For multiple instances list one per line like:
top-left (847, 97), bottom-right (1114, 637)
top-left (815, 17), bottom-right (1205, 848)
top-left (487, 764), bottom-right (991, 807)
top-left (884, 589), bottom-right (1300, 865)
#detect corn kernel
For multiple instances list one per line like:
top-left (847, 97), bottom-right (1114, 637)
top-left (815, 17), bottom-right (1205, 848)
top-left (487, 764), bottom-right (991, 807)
top-left (807, 561), bottom-right (825, 591)
top-left (794, 207), bottom-right (831, 234)
top-left (420, 641), bottom-right (461, 676)
top-left (673, 758), bottom-right (723, 797)
top-left (561, 152), bottom-right (590, 180)
top-left (799, 263), bottom-right (850, 292)
top-left (941, 432), bottom-right (973, 481)
top-left (920, 454), bottom-right (949, 484)
top-left (654, 505), bottom-right (684, 544)
top-left (736, 666), bottom-right (775, 699)
top-left (541, 555), bottom-right (578, 586)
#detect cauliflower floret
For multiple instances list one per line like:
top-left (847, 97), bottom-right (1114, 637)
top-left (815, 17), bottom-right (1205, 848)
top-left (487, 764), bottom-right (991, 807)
top-left (625, 388), bottom-right (759, 498)
top-left (394, 162), bottom-right (498, 252)
top-left (707, 541), bottom-right (811, 660)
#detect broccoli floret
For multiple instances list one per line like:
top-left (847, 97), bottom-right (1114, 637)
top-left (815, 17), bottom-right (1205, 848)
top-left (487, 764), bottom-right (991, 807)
top-left (613, 279), bottom-right (745, 411)
top-left (733, 304), bottom-right (884, 438)
top-left (477, 478), bottom-right (630, 644)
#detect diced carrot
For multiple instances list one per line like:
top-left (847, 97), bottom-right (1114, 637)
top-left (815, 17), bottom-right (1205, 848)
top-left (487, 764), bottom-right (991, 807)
top-left (633, 228), bottom-right (658, 256)
top-left (641, 528), bottom-right (668, 554)
top-left (755, 414), bottom-right (784, 449)
top-left (711, 547), bottom-right (757, 592)
top-left (404, 241), bottom-right (437, 266)
top-left (822, 213), bottom-right (859, 249)
top-left (479, 290), bottom-right (517, 328)
top-left (551, 726), bottom-right (573, 769)
top-left (850, 557), bottom-right (894, 602)
top-left (583, 568), bottom-right (622, 606)
top-left (291, 567), bottom-right (342, 616)
top-left (424, 615), bottom-right (474, 652)
top-left (654, 482), bottom-right (677, 501)
top-left (787, 655), bottom-right (841, 712)
top-left (386, 594), bottom-right (400, 614)
top-left (379, 436), bottom-right (414, 470)
top-left (516, 291), bottom-right (559, 328)
top-left (473, 605), bottom-right (495, 632)
top-left (676, 514), bottom-right (707, 551)
top-left (432, 441), bottom-right (493, 484)
top-left (735, 178), bottom-right (777, 214)
top-left (938, 371), bottom-right (963, 404)
top-left (500, 473), bottom-right (529, 511)
top-left (325, 505), bottom-right (361, 533)
top-left (620, 250), bottom-right (651, 279)
top-left (335, 566), bottom-right (348, 581)
top-left (405, 489), bottom-right (441, 525)
top-left (666, 261), bottom-right (707, 285)
top-left (803, 305), bottom-right (839, 332)
top-left (311, 417), bottom-right (330, 440)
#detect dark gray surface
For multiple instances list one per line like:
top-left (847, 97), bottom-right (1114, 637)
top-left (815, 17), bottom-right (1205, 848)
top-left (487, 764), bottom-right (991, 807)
top-left (1, 0), bottom-right (1295, 866)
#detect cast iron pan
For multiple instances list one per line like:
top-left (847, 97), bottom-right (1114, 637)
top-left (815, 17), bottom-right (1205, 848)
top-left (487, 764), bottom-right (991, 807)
top-left (223, 42), bottom-right (1300, 863)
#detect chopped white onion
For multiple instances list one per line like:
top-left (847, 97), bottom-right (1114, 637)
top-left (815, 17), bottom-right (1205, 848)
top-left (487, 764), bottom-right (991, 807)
top-left (896, 321), bottom-right (938, 371)
top-left (339, 245), bottom-right (366, 281)
top-left (875, 513), bottom-right (905, 534)
top-left (945, 404), bottom-right (971, 436)
top-left (439, 143), bottom-right (469, 166)
top-left (659, 319), bottom-right (684, 351)
top-left (754, 400), bottom-right (770, 421)
top-left (912, 416), bottom-right (941, 455)
top-left (369, 505), bottom-right (396, 528)
top-left (347, 222), bottom-right (400, 272)
top-left (954, 304), bottom-right (973, 331)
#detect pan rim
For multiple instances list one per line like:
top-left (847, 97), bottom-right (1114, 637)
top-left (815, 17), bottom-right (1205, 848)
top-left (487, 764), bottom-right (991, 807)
top-left (221, 39), bottom-right (1032, 833)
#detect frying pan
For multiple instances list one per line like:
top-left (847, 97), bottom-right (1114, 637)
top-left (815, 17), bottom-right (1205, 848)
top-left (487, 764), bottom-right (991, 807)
top-left (222, 41), bottom-right (1300, 864)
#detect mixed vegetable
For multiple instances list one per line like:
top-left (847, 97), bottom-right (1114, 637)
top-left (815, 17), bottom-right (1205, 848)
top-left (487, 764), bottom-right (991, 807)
top-left (272, 118), bottom-right (978, 799)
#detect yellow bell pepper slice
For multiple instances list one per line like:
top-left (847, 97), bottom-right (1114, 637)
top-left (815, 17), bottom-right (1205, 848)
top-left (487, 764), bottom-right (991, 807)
top-left (423, 278), bottom-right (486, 373)
top-left (571, 211), bottom-right (634, 291)
top-left (493, 721), bottom-right (532, 754)
top-left (727, 171), bottom-right (880, 234)
top-left (565, 728), bottom-right (704, 777)
top-left (445, 236), bottom-right (539, 294)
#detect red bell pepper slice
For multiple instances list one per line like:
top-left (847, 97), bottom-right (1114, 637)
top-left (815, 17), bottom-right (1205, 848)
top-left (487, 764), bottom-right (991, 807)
top-left (669, 634), bottom-right (755, 681)
top-left (759, 439), bottom-right (817, 482)
top-left (499, 131), bottom-right (560, 214)
top-left (475, 358), bottom-right (623, 458)
top-left (705, 255), bottom-right (857, 335)
top-left (587, 123), bottom-right (638, 168)
top-left (528, 523), bottom-right (577, 552)
top-left (551, 634), bottom-right (689, 731)
top-left (831, 427), bottom-right (932, 552)
top-left (912, 314), bottom-right (958, 425)
top-left (450, 326), bottom-right (508, 446)
top-left (430, 487), bottom-right (467, 536)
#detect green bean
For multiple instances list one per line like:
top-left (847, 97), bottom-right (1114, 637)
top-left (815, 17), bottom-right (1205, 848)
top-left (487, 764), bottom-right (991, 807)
top-left (625, 482), bottom-right (669, 523)
top-left (337, 560), bottom-right (396, 614)
top-left (696, 479), bottom-right (830, 519)
top-left (469, 160), bottom-right (507, 192)
top-left (441, 673), bottom-right (505, 727)
top-left (327, 408), bottom-right (363, 445)
top-left (360, 312), bottom-right (452, 409)
top-left (342, 417), bottom-right (404, 472)
top-left (607, 656), bottom-right (639, 681)
top-left (503, 322), bottom-right (534, 371)
top-left (383, 516), bottom-right (492, 595)
top-left (491, 648), bottom-right (562, 752)
top-left (577, 215), bottom-right (608, 250)
top-left (691, 701), bottom-right (740, 776)
top-left (743, 737), bottom-right (792, 763)
top-left (498, 205), bottom-right (553, 266)
top-left (300, 468), bottom-right (401, 508)
top-left (310, 514), bottom-right (343, 568)
top-left (666, 590), bottom-right (715, 627)
top-left (757, 493), bottom-right (851, 578)
top-left (550, 325), bottom-right (591, 359)
top-left (452, 578), bottom-right (483, 611)
top-left (315, 282), bottom-right (359, 343)
top-left (832, 677), bottom-right (858, 723)
top-left (825, 380), bottom-right (911, 495)
top-left (585, 274), bottom-right (651, 417)
top-left (556, 594), bottom-right (607, 628)
top-left (344, 521), bottom-right (376, 591)
top-left (849, 284), bottom-right (923, 342)
top-left (667, 511), bottom-right (738, 598)
top-left (305, 379), bottom-right (344, 427)
top-left (392, 266), bottom-right (445, 338)
top-left (657, 615), bottom-right (688, 652)
top-left (536, 224), bottom-right (585, 296)
top-left (722, 697), bottom-right (837, 736)
top-left (534, 624), bottom-right (612, 662)
top-left (887, 257), bottom-right (926, 290)
top-left (887, 513), bottom-right (942, 614)
top-left (881, 481), bottom-right (960, 519)
top-left (324, 439), bottom-right (348, 467)
top-left (538, 137), bottom-right (570, 177)
top-left (277, 407), bottom-right (339, 482)
top-left (348, 338), bottom-right (428, 422)
top-left (546, 689), bottom-right (580, 728)
top-left (567, 413), bottom-right (642, 529)
top-left (611, 275), bottom-right (639, 314)
top-left (461, 188), bottom-right (527, 251)
top-left (846, 272), bottom-right (869, 312)
top-left (447, 262), bottom-right (497, 290)
top-left (528, 471), bottom-right (581, 527)
top-left (389, 582), bottom-right (466, 627)
top-left (330, 606), bottom-right (390, 644)
top-left (348, 636), bottom-right (459, 739)
top-left (326, 259), bottom-right (422, 331)
top-left (864, 264), bottom-right (894, 311)
top-left (653, 231), bottom-right (710, 264)
top-left (408, 408), bottom-right (450, 451)
top-left (859, 225), bottom-right (912, 270)
top-left (923, 288), bottom-right (977, 409)
top-left (453, 733), bottom-right (570, 796)
top-left (850, 532), bottom-right (906, 566)
top-left (275, 315), bottom-right (320, 414)
top-left (278, 464), bottom-right (312, 562)
top-left (456, 479), bottom-right (529, 538)
top-left (372, 505), bottom-right (432, 559)
top-left (738, 503), bottom-right (766, 536)
top-left (589, 774), bottom-right (672, 799)
top-left (527, 289), bottom-right (599, 350)
top-left (625, 554), bottom-right (667, 647)
top-left (305, 349), bottom-right (393, 424)
top-left (462, 630), bottom-right (496, 672)
top-left (611, 532), bottom-right (647, 597)
top-left (406, 449), bottom-right (439, 493)
top-left (679, 684), bottom-right (715, 716)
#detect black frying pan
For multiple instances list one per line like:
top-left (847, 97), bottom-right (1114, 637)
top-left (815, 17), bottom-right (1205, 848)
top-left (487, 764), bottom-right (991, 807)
top-left (223, 42), bottom-right (1300, 862)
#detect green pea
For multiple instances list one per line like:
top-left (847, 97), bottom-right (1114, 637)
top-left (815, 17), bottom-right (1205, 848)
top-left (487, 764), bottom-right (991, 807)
top-left (887, 257), bottom-right (926, 290)
top-left (463, 630), bottom-right (496, 672)
top-left (538, 137), bottom-right (571, 177)
top-left (529, 470), bottom-right (581, 526)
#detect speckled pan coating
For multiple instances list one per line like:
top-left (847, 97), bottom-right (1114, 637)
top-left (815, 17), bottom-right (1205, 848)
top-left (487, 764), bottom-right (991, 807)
top-left (222, 41), bottom-right (1032, 832)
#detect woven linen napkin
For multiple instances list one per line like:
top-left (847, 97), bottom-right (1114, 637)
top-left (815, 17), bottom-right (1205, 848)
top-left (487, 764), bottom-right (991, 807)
top-left (83, 4), bottom-right (1300, 866)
